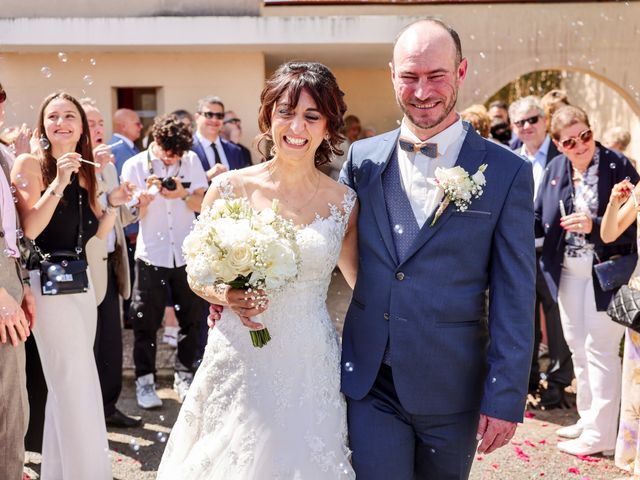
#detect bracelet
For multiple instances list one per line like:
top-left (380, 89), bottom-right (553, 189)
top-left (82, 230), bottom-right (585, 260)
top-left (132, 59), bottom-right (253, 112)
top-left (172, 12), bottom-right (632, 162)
top-left (47, 187), bottom-right (64, 199)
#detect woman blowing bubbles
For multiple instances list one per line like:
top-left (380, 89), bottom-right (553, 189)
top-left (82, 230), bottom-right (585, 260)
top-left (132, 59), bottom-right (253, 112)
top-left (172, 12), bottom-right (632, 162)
top-left (11, 92), bottom-right (132, 479)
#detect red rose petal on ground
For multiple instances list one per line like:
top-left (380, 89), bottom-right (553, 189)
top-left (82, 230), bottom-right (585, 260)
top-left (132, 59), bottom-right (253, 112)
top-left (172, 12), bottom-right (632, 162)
top-left (576, 455), bottom-right (601, 463)
top-left (539, 439), bottom-right (548, 445)
top-left (524, 411), bottom-right (536, 419)
top-left (514, 446), bottom-right (530, 462)
top-left (567, 466), bottom-right (580, 474)
top-left (524, 439), bottom-right (537, 448)
top-left (491, 463), bottom-right (500, 469)
top-left (476, 455), bottom-right (484, 461)
top-left (541, 423), bottom-right (548, 427)
top-left (511, 440), bottom-right (523, 445)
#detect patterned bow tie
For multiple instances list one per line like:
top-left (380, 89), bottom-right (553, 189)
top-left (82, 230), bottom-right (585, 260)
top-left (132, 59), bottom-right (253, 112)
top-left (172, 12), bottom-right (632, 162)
top-left (398, 138), bottom-right (438, 158)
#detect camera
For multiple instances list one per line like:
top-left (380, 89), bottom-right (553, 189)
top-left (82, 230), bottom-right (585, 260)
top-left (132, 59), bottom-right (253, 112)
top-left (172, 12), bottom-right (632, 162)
top-left (160, 177), bottom-right (177, 191)
top-left (157, 177), bottom-right (191, 191)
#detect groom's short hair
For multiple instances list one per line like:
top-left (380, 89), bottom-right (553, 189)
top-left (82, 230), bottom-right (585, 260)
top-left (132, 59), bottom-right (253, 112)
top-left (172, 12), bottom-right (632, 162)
top-left (392, 18), bottom-right (463, 66)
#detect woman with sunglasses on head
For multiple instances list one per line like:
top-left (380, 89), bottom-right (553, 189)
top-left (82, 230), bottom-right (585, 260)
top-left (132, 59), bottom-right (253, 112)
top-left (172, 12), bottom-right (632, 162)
top-left (535, 105), bottom-right (639, 457)
top-left (11, 92), bottom-right (132, 479)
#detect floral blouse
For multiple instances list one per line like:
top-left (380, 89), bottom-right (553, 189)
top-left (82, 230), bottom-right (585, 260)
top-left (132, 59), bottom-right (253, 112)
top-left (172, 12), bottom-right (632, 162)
top-left (565, 148), bottom-right (600, 258)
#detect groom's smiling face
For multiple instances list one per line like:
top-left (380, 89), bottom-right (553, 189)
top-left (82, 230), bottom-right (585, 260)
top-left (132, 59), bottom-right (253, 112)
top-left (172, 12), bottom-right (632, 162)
top-left (391, 21), bottom-right (467, 139)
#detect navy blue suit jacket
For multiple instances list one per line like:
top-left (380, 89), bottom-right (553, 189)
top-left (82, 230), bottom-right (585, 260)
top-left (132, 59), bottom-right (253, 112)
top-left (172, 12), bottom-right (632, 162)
top-left (108, 136), bottom-right (139, 177)
top-left (191, 135), bottom-right (250, 173)
top-left (340, 124), bottom-right (536, 422)
top-left (535, 143), bottom-right (639, 311)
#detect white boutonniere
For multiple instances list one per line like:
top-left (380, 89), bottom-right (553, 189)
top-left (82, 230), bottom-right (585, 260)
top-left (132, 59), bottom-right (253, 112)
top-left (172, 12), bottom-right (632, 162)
top-left (429, 164), bottom-right (488, 227)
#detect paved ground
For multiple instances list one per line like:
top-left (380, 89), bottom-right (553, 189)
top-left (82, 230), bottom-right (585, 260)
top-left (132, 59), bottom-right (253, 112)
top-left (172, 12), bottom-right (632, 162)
top-left (24, 272), bottom-right (627, 479)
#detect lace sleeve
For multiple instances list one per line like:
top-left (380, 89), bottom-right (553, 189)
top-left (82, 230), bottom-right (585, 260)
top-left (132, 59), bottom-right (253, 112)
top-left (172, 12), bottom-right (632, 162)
top-left (210, 172), bottom-right (237, 200)
top-left (328, 186), bottom-right (357, 232)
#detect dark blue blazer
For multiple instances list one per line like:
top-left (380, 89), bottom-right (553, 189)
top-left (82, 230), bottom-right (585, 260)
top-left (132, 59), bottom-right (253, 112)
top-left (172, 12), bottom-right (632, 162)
top-left (340, 125), bottom-right (536, 422)
top-left (108, 136), bottom-right (139, 177)
top-left (535, 143), bottom-right (639, 311)
top-left (191, 135), bottom-right (250, 172)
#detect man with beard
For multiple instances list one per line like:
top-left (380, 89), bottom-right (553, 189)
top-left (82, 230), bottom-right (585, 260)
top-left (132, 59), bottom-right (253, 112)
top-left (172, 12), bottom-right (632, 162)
top-left (340, 19), bottom-right (535, 479)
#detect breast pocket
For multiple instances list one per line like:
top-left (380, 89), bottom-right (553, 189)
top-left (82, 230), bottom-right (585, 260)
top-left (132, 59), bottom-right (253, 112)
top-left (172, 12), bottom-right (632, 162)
top-left (451, 210), bottom-right (492, 219)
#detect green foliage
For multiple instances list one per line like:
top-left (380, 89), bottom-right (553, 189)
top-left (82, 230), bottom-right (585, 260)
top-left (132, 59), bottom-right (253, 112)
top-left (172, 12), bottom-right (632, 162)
top-left (487, 70), bottom-right (564, 106)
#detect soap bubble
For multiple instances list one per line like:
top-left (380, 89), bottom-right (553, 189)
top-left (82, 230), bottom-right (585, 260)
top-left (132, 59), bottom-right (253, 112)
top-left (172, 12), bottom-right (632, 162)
top-left (15, 173), bottom-right (28, 189)
top-left (394, 224), bottom-right (404, 235)
top-left (40, 66), bottom-right (52, 78)
top-left (89, 58), bottom-right (97, 66)
top-left (39, 136), bottom-right (51, 150)
top-left (344, 362), bottom-right (354, 373)
top-left (57, 52), bottom-right (68, 63)
top-left (129, 438), bottom-right (140, 452)
top-left (137, 312), bottom-right (144, 318)
top-left (156, 432), bottom-right (167, 443)
top-left (174, 304), bottom-right (181, 311)
top-left (82, 74), bottom-right (94, 86)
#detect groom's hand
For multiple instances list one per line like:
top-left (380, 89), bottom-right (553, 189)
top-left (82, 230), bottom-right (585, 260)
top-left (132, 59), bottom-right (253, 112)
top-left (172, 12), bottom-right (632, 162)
top-left (476, 414), bottom-right (517, 454)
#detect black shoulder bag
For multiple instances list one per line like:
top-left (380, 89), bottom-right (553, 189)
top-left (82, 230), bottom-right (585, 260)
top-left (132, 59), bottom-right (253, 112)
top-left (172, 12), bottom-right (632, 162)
top-left (32, 187), bottom-right (89, 295)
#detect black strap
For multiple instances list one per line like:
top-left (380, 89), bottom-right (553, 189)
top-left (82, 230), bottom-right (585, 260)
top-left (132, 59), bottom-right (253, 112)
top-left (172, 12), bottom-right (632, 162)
top-left (32, 175), bottom-right (84, 261)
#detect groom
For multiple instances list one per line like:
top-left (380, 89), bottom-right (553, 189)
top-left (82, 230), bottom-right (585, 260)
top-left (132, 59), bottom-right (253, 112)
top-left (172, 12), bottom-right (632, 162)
top-left (340, 19), bottom-right (535, 479)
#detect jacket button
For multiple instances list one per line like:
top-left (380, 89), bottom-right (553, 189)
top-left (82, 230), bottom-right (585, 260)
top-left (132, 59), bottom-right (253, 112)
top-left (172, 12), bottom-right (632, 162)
top-left (383, 313), bottom-right (390, 321)
top-left (395, 272), bottom-right (405, 281)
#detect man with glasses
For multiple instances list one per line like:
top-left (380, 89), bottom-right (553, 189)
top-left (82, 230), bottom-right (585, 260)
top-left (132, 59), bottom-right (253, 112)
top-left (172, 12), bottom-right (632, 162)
top-left (221, 110), bottom-right (252, 167)
top-left (121, 115), bottom-right (208, 408)
top-left (510, 95), bottom-right (573, 410)
top-left (191, 96), bottom-right (249, 182)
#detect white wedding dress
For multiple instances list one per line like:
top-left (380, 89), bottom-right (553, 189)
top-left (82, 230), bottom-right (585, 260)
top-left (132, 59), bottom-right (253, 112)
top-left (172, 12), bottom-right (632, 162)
top-left (157, 180), bottom-right (356, 480)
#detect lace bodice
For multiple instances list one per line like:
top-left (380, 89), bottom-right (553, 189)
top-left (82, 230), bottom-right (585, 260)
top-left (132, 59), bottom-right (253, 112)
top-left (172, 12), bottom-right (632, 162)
top-left (158, 174), bottom-right (357, 480)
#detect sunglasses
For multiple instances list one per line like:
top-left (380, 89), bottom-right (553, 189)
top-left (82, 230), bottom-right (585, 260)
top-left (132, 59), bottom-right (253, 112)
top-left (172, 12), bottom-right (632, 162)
top-left (0, 88), bottom-right (6, 103)
top-left (559, 129), bottom-right (593, 150)
top-left (513, 115), bottom-right (540, 129)
top-left (223, 117), bottom-right (241, 125)
top-left (199, 111), bottom-right (225, 120)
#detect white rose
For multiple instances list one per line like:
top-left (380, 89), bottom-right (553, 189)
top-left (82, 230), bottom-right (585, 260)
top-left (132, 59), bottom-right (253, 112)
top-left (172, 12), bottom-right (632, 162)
top-left (263, 240), bottom-right (298, 289)
top-left (258, 208), bottom-right (276, 225)
top-left (227, 243), bottom-right (254, 276)
top-left (182, 231), bottom-right (201, 256)
top-left (186, 254), bottom-right (216, 284)
top-left (472, 170), bottom-right (486, 186)
top-left (214, 257), bottom-right (239, 283)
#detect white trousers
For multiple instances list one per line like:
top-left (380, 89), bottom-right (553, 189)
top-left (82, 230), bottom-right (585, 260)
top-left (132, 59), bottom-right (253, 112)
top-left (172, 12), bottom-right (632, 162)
top-left (558, 254), bottom-right (624, 449)
top-left (30, 270), bottom-right (112, 480)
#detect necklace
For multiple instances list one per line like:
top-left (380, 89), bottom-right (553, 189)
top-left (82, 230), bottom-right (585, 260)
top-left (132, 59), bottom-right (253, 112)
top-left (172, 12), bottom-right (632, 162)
top-left (267, 161), bottom-right (321, 215)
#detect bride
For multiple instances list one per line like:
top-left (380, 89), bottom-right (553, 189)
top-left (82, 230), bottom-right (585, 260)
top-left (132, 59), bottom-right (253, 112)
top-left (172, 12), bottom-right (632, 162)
top-left (157, 62), bottom-right (358, 479)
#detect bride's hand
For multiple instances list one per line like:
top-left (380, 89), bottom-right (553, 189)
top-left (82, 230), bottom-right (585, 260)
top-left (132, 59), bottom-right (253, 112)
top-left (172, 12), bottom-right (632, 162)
top-left (225, 288), bottom-right (269, 330)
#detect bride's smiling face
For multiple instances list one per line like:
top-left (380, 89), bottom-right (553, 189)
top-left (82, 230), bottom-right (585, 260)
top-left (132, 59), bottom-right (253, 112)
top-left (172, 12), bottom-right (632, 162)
top-left (271, 89), bottom-right (327, 162)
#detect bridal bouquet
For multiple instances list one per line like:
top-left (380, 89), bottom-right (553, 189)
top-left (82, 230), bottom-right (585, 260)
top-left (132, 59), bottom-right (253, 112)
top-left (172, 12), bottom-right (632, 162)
top-left (183, 197), bottom-right (300, 347)
top-left (430, 164), bottom-right (488, 226)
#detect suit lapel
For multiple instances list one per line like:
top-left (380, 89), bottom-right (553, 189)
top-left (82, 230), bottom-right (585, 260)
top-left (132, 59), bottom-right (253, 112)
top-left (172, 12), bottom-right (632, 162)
top-left (400, 125), bottom-right (487, 265)
top-left (368, 130), bottom-right (400, 265)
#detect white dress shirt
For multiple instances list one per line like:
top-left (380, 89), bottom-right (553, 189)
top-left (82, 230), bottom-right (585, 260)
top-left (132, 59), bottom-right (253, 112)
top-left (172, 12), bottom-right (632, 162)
top-left (195, 132), bottom-right (230, 170)
top-left (397, 118), bottom-right (467, 228)
top-left (121, 149), bottom-right (208, 268)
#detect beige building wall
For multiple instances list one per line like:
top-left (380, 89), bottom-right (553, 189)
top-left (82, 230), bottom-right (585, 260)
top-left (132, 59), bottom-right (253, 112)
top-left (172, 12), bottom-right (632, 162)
top-left (0, 52), bottom-right (265, 159)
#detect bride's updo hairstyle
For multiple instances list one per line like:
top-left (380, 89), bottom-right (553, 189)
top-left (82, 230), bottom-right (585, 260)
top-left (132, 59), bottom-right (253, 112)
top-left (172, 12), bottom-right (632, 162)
top-left (257, 61), bottom-right (347, 167)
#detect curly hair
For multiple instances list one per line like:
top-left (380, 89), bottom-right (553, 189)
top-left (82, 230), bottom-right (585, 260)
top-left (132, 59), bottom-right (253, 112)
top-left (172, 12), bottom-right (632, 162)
top-left (152, 114), bottom-right (193, 156)
top-left (36, 91), bottom-right (98, 212)
top-left (257, 62), bottom-right (347, 167)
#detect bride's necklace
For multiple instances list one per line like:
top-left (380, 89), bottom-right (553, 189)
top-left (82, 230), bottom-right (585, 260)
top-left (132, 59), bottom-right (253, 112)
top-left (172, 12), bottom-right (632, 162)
top-left (267, 162), bottom-right (321, 215)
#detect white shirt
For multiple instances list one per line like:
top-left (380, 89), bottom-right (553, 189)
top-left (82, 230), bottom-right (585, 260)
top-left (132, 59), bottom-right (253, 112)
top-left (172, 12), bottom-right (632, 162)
top-left (195, 132), bottom-right (230, 170)
top-left (113, 133), bottom-right (135, 150)
top-left (397, 118), bottom-right (466, 228)
top-left (0, 145), bottom-right (18, 257)
top-left (121, 149), bottom-right (208, 268)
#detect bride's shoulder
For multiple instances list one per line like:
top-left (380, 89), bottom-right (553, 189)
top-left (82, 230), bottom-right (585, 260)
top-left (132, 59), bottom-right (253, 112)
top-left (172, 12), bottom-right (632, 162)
top-left (319, 174), bottom-right (357, 212)
top-left (210, 164), bottom-right (264, 196)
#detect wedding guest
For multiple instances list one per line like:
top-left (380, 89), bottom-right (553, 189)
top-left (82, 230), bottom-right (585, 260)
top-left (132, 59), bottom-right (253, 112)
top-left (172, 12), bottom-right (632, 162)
top-left (601, 178), bottom-right (640, 478)
top-left (322, 114), bottom-right (361, 180)
top-left (488, 100), bottom-right (514, 146)
top-left (82, 99), bottom-right (145, 428)
top-left (535, 105), bottom-right (638, 456)
top-left (541, 89), bottom-right (570, 132)
top-left (109, 108), bottom-right (142, 176)
top-left (12, 92), bottom-right (131, 478)
top-left (121, 114), bottom-right (208, 407)
top-left (461, 104), bottom-right (491, 138)
top-left (221, 110), bottom-right (253, 166)
top-left (603, 127), bottom-right (635, 167)
top-left (510, 95), bottom-right (572, 408)
top-left (191, 96), bottom-right (249, 182)
top-left (0, 81), bottom-right (36, 480)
